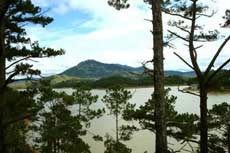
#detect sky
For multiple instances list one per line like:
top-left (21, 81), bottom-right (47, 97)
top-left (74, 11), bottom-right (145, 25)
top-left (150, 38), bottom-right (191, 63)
top-left (22, 0), bottom-right (230, 75)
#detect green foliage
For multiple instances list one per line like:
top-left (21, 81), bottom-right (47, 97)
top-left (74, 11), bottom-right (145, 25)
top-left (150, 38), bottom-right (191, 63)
top-left (72, 87), bottom-right (104, 125)
top-left (222, 9), bottom-right (230, 27)
top-left (107, 0), bottom-right (130, 10)
top-left (119, 125), bottom-right (138, 141)
top-left (50, 75), bottom-right (191, 89)
top-left (3, 88), bottom-right (38, 153)
top-left (5, 121), bottom-right (34, 153)
top-left (165, 75), bottom-right (187, 85)
top-left (103, 86), bottom-right (132, 116)
top-left (208, 70), bottom-right (230, 90)
top-left (104, 134), bottom-right (132, 153)
top-left (92, 76), bottom-right (138, 88)
top-left (4, 0), bottom-right (64, 83)
top-left (37, 104), bottom-right (90, 153)
top-left (123, 89), bottom-right (199, 152)
top-left (102, 86), bottom-right (132, 153)
top-left (208, 102), bottom-right (230, 152)
top-left (32, 81), bottom-right (91, 153)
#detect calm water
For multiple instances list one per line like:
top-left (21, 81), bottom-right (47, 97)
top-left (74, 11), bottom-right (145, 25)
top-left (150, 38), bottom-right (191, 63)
top-left (56, 86), bottom-right (230, 153)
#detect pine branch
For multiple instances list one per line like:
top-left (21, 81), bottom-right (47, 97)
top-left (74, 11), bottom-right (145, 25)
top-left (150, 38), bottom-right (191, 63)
top-left (162, 9), bottom-right (192, 21)
top-left (168, 30), bottom-right (189, 42)
top-left (5, 55), bottom-right (32, 70)
top-left (194, 45), bottom-right (204, 50)
top-left (206, 58), bottom-right (230, 84)
top-left (204, 35), bottom-right (230, 76)
top-left (142, 60), bottom-right (154, 77)
top-left (144, 19), bottom-right (152, 23)
top-left (173, 52), bottom-right (195, 71)
top-left (177, 86), bottom-right (200, 97)
top-left (196, 10), bottom-right (216, 19)
top-left (4, 71), bottom-right (18, 86)
top-left (175, 24), bottom-right (191, 34)
top-left (188, 0), bottom-right (202, 78)
top-left (3, 113), bottom-right (32, 128)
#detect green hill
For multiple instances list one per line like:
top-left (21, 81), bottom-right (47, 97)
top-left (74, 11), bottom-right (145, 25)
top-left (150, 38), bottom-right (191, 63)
top-left (61, 59), bottom-right (143, 79)
top-left (61, 59), bottom-right (195, 79)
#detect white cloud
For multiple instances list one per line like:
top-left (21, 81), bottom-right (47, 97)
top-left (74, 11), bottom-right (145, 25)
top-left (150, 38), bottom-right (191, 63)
top-left (27, 0), bottom-right (230, 75)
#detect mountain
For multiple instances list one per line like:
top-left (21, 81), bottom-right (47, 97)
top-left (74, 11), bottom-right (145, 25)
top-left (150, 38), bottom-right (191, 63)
top-left (61, 59), bottom-right (195, 79)
top-left (164, 70), bottom-right (195, 77)
top-left (61, 60), bottom-right (143, 79)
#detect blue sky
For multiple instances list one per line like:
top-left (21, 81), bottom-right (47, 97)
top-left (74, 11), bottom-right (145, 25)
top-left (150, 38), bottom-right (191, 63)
top-left (23, 0), bottom-right (230, 75)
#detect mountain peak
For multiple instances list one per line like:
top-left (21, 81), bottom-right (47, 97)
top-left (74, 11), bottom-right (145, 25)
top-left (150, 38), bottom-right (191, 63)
top-left (61, 59), bottom-right (195, 79)
top-left (61, 59), bottom-right (142, 79)
top-left (77, 59), bottom-right (101, 66)
top-left (80, 59), bottom-right (100, 63)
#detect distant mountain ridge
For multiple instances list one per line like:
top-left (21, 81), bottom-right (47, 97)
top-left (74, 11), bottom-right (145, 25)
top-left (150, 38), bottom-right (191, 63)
top-left (61, 59), bottom-right (195, 79)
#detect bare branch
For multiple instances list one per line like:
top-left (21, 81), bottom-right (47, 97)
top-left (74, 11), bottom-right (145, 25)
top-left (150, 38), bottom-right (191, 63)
top-left (6, 70), bottom-right (14, 75)
top-left (142, 60), bottom-right (154, 77)
top-left (175, 24), bottom-right (191, 34)
top-left (144, 18), bottom-right (152, 23)
top-left (181, 138), bottom-right (199, 144)
top-left (162, 9), bottom-right (192, 21)
top-left (28, 58), bottom-right (39, 62)
top-left (194, 45), bottom-right (204, 50)
top-left (177, 142), bottom-right (188, 152)
top-left (196, 10), bottom-right (216, 19)
top-left (174, 52), bottom-right (195, 71)
top-left (206, 58), bottom-right (230, 84)
top-left (168, 30), bottom-right (189, 42)
top-left (0, 71), bottom-right (19, 93)
top-left (177, 86), bottom-right (200, 97)
top-left (204, 35), bottom-right (230, 76)
top-left (187, 141), bottom-right (196, 153)
top-left (143, 65), bottom-right (154, 77)
top-left (5, 55), bottom-right (32, 70)
top-left (193, 39), bottom-right (208, 42)
top-left (4, 72), bottom-right (19, 86)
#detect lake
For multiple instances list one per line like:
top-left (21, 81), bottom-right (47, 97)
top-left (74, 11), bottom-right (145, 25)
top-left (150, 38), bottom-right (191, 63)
top-left (55, 86), bottom-right (230, 153)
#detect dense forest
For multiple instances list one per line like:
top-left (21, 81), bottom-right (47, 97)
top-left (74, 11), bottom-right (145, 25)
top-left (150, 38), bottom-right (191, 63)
top-left (50, 70), bottom-right (230, 90)
top-left (0, 0), bottom-right (229, 153)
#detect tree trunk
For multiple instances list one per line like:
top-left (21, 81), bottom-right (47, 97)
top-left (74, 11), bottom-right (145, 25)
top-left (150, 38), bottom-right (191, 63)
top-left (228, 126), bottom-right (230, 153)
top-left (199, 84), bottom-right (208, 153)
top-left (115, 110), bottom-right (119, 153)
top-left (151, 0), bottom-right (167, 152)
top-left (79, 104), bottom-right (81, 116)
top-left (0, 16), bottom-right (6, 153)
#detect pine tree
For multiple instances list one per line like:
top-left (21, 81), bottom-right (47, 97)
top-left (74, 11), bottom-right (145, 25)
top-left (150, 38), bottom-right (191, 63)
top-left (123, 88), bottom-right (199, 152)
top-left (102, 86), bottom-right (132, 153)
top-left (164, 1), bottom-right (230, 152)
top-left (32, 81), bottom-right (91, 153)
top-left (4, 88), bottom-right (39, 153)
top-left (222, 9), bottom-right (230, 27)
top-left (208, 102), bottom-right (230, 153)
top-left (107, 0), bottom-right (167, 152)
top-left (72, 87), bottom-right (103, 124)
top-left (0, 0), bottom-right (64, 151)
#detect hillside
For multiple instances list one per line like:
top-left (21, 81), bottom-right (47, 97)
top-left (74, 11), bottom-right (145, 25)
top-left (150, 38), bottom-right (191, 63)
top-left (61, 59), bottom-right (143, 79)
top-left (61, 59), bottom-right (195, 79)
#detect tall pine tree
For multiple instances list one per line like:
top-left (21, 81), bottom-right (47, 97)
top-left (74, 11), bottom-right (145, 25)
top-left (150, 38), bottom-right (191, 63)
top-left (0, 1), bottom-right (64, 151)
top-left (107, 0), bottom-right (167, 152)
top-left (164, 0), bottom-right (230, 152)
top-left (102, 86), bottom-right (132, 153)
